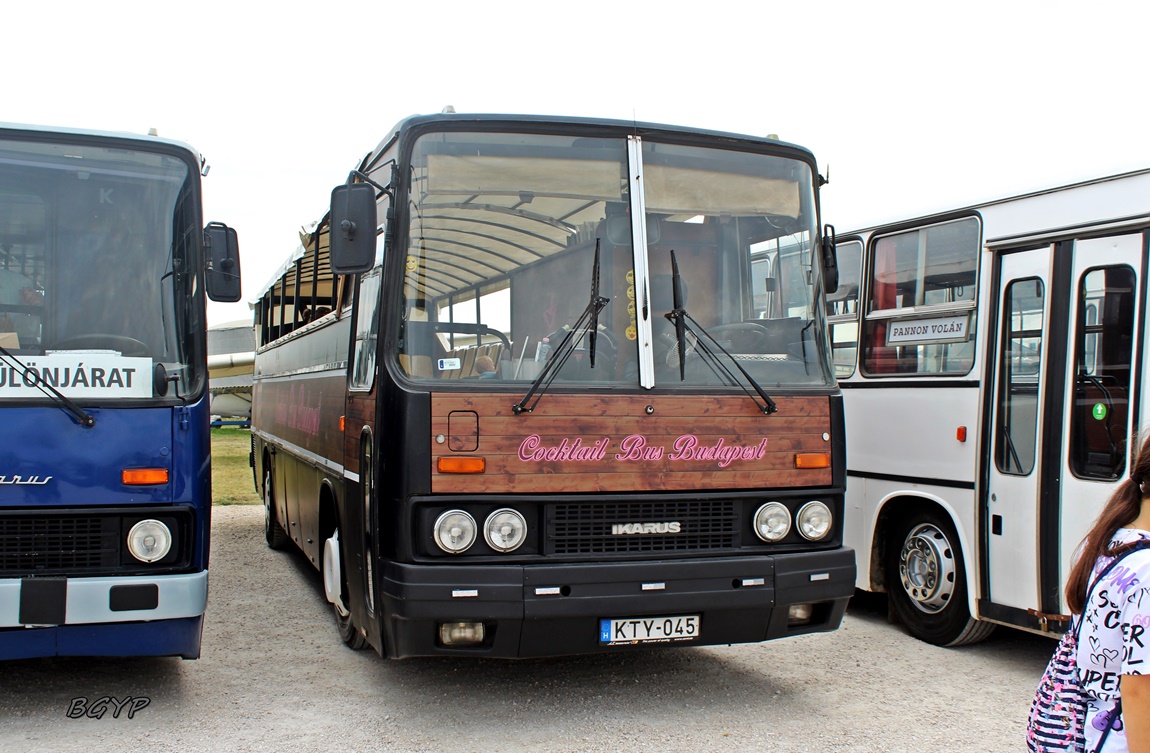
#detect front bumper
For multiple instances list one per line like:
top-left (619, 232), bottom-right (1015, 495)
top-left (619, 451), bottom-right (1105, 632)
top-left (0, 570), bottom-right (208, 628)
top-left (380, 548), bottom-right (854, 658)
top-left (0, 570), bottom-right (208, 660)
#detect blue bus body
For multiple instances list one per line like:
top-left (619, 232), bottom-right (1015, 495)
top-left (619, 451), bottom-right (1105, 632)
top-left (0, 124), bottom-right (240, 660)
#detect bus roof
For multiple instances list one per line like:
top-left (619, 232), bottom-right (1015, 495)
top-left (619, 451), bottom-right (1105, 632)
top-left (0, 121), bottom-right (203, 162)
top-left (840, 166), bottom-right (1150, 237)
top-left (253, 111), bottom-right (822, 304)
top-left (360, 111), bottom-right (816, 169)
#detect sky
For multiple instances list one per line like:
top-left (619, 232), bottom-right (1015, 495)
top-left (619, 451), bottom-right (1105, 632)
top-left (7, 0), bottom-right (1150, 326)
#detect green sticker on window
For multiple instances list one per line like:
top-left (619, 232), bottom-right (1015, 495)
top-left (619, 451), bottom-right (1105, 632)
top-left (1093, 403), bottom-right (1108, 421)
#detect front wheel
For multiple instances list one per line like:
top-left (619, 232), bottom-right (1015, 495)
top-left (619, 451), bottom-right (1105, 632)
top-left (323, 529), bottom-right (366, 650)
top-left (885, 509), bottom-right (995, 646)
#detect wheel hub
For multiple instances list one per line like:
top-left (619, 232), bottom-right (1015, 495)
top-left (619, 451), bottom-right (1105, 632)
top-left (898, 523), bottom-right (957, 614)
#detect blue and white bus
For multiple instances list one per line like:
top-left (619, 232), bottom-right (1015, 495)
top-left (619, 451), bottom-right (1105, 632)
top-left (0, 123), bottom-right (241, 659)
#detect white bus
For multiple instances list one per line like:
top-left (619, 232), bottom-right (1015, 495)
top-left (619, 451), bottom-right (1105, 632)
top-left (832, 168), bottom-right (1150, 645)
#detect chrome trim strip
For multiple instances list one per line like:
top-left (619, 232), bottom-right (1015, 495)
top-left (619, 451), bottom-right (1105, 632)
top-left (251, 428), bottom-right (345, 476)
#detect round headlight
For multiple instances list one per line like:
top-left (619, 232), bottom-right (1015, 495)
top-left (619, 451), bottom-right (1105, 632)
top-left (753, 502), bottom-right (791, 542)
top-left (433, 510), bottom-right (477, 553)
top-left (127, 519), bottom-right (172, 562)
top-left (484, 508), bottom-right (527, 552)
top-left (797, 501), bottom-right (833, 541)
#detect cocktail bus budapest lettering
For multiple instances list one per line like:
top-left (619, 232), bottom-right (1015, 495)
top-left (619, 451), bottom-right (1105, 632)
top-left (0, 123), bottom-right (241, 660)
top-left (516, 434), bottom-right (768, 467)
top-left (251, 111), bottom-right (853, 659)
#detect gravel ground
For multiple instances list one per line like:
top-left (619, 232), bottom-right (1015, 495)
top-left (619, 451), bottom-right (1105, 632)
top-left (0, 505), bottom-right (1054, 752)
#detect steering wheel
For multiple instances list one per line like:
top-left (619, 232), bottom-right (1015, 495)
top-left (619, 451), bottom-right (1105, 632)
top-left (705, 321), bottom-right (773, 351)
top-left (51, 334), bottom-right (152, 358)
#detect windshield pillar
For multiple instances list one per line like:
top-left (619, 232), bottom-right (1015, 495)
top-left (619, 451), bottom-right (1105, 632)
top-left (626, 136), bottom-right (656, 390)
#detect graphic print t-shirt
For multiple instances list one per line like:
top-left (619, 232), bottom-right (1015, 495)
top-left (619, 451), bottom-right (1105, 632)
top-left (1076, 528), bottom-right (1150, 753)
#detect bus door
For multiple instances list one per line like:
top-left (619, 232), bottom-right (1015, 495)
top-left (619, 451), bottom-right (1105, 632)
top-left (985, 245), bottom-right (1054, 614)
top-left (985, 234), bottom-right (1143, 620)
top-left (341, 265), bottom-right (384, 647)
top-left (1054, 234), bottom-right (1142, 609)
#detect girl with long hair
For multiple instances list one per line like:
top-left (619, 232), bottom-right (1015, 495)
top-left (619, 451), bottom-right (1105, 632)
top-left (1064, 432), bottom-right (1150, 752)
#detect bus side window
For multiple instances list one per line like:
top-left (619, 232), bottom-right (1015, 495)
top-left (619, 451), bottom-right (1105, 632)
top-left (1069, 265), bottom-right (1135, 479)
top-left (994, 278), bottom-right (1044, 475)
top-left (351, 269), bottom-right (383, 391)
top-left (862, 219), bottom-right (978, 376)
top-left (825, 240), bottom-right (861, 377)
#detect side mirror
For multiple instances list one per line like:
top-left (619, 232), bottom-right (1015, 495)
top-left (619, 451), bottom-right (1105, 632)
top-left (204, 222), bottom-right (242, 302)
top-left (329, 183), bottom-right (377, 274)
top-left (820, 223), bottom-right (839, 295)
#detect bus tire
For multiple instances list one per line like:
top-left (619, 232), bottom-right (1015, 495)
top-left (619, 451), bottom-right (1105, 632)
top-left (323, 528), bottom-right (367, 650)
top-left (263, 471), bottom-right (289, 550)
top-left (885, 509), bottom-right (995, 647)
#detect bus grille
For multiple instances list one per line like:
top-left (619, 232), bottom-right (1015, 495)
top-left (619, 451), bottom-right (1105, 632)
top-left (0, 517), bottom-right (119, 574)
top-left (547, 499), bottom-right (739, 555)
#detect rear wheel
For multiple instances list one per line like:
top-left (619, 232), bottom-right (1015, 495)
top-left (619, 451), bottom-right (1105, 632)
top-left (263, 471), bottom-right (289, 550)
top-left (885, 509), bottom-right (995, 646)
top-left (323, 529), bottom-right (366, 650)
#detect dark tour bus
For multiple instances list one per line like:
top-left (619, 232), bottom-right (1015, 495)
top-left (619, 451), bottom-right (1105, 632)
top-left (250, 112), bottom-right (854, 658)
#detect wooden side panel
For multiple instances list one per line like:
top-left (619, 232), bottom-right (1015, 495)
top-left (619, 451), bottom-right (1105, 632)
top-left (342, 390), bottom-right (375, 478)
top-left (430, 394), bottom-right (833, 493)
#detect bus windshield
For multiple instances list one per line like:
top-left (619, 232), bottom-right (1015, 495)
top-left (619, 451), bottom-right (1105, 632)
top-left (0, 136), bottom-right (203, 401)
top-left (399, 130), bottom-right (832, 388)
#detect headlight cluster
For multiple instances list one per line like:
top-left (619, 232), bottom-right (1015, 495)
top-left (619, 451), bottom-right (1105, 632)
top-left (796, 501), bottom-right (833, 541)
top-left (433, 508), bottom-right (527, 554)
top-left (126, 519), bottom-right (173, 562)
top-left (752, 501), bottom-right (833, 543)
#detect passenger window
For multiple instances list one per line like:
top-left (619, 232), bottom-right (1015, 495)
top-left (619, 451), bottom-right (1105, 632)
top-left (863, 217), bottom-right (979, 376)
top-left (1069, 265), bottom-right (1135, 479)
top-left (994, 278), bottom-right (1044, 476)
top-left (351, 268), bottom-right (382, 391)
top-left (826, 239), bottom-right (861, 377)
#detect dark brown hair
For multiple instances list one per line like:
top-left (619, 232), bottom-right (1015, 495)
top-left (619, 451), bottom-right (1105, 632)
top-left (1065, 432), bottom-right (1150, 614)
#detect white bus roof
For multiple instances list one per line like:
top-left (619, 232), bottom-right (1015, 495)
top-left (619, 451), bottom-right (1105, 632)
top-left (0, 121), bottom-right (203, 162)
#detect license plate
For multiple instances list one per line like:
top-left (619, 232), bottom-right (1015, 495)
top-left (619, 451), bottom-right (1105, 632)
top-left (599, 614), bottom-right (700, 645)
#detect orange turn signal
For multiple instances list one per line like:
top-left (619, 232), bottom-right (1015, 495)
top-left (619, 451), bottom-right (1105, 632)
top-left (437, 457), bottom-right (486, 474)
top-left (122, 468), bottom-right (170, 485)
top-left (794, 453), bottom-right (831, 469)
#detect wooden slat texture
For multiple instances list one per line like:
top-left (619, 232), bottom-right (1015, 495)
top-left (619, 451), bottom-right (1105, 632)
top-left (431, 394), bottom-right (833, 493)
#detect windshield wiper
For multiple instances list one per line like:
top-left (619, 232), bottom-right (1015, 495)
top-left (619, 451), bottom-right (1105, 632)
top-left (0, 345), bottom-right (96, 427)
top-left (588, 238), bottom-right (604, 368)
top-left (664, 250), bottom-right (778, 415)
top-left (513, 240), bottom-right (609, 415)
